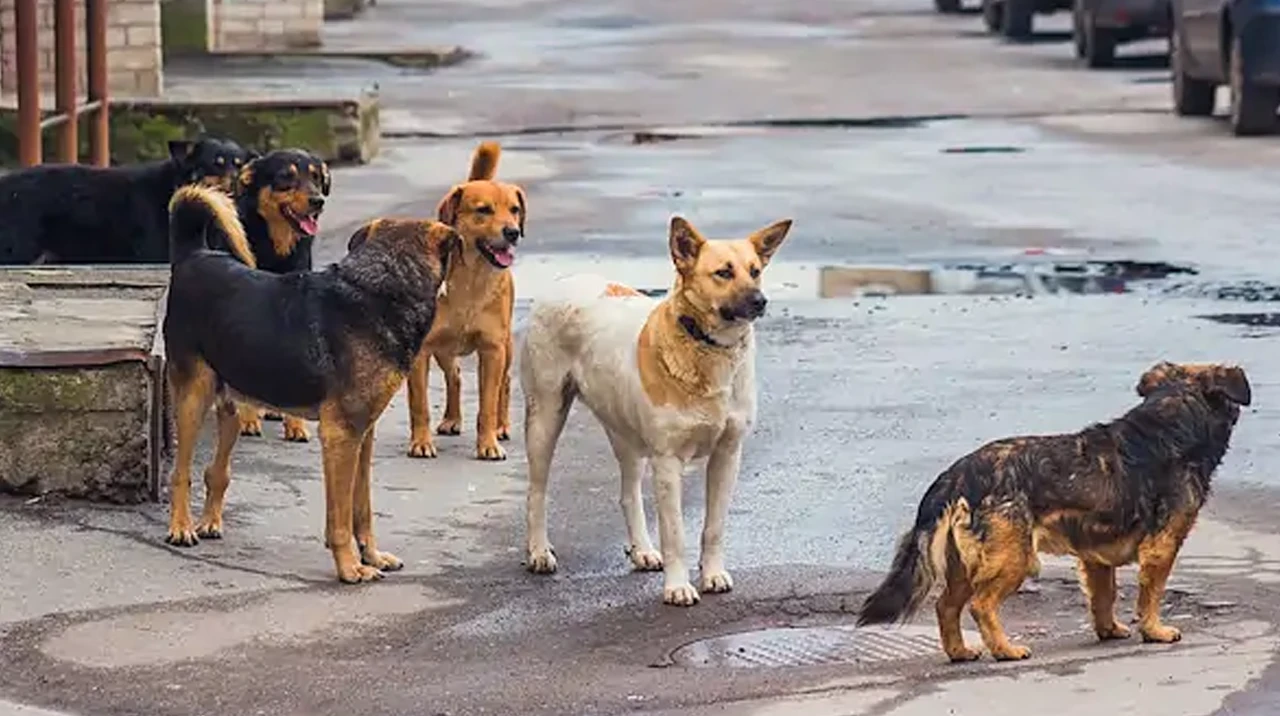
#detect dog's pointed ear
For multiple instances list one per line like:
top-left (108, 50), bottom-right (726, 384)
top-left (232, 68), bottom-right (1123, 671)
top-left (437, 186), bottom-right (464, 226)
top-left (168, 139), bottom-right (195, 163)
top-left (748, 219), bottom-right (792, 266)
top-left (1136, 361), bottom-right (1178, 397)
top-left (348, 219), bottom-right (379, 252)
top-left (318, 160), bottom-right (332, 197)
top-left (1210, 365), bottom-right (1252, 406)
top-left (669, 216), bottom-right (705, 274)
top-left (515, 187), bottom-right (527, 235)
top-left (238, 157), bottom-right (258, 192)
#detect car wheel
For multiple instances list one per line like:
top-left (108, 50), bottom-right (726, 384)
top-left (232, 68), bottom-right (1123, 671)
top-left (935, 0), bottom-right (963, 13)
top-left (983, 0), bottom-right (1004, 32)
top-left (1170, 24), bottom-right (1216, 116)
top-left (1229, 37), bottom-right (1279, 136)
top-left (1081, 12), bottom-right (1118, 67)
top-left (1001, 0), bottom-right (1034, 39)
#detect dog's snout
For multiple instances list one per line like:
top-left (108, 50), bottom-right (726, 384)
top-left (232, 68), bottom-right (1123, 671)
top-left (747, 289), bottom-right (767, 316)
top-left (308, 195), bottom-right (326, 212)
top-left (502, 226), bottom-right (521, 244)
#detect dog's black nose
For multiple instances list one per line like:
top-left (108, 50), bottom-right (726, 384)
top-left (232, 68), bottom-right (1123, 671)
top-left (309, 195), bottom-right (325, 212)
top-left (502, 226), bottom-right (521, 244)
top-left (747, 290), bottom-right (767, 316)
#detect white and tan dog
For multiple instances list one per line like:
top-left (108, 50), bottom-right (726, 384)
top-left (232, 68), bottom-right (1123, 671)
top-left (519, 215), bottom-right (792, 606)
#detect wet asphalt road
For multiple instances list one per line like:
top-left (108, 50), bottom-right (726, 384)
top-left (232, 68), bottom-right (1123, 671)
top-left (7, 0), bottom-right (1280, 714)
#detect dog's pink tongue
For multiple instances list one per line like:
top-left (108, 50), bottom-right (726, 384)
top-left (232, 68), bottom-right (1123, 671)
top-left (299, 215), bottom-right (319, 236)
top-left (492, 248), bottom-right (514, 267)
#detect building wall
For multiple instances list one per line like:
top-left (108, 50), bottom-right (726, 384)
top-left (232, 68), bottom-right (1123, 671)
top-left (208, 0), bottom-right (322, 52)
top-left (0, 0), bottom-right (163, 98)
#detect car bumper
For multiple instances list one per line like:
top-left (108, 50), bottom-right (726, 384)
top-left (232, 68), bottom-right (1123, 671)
top-left (1091, 0), bottom-right (1170, 29)
top-left (1240, 13), bottom-right (1280, 85)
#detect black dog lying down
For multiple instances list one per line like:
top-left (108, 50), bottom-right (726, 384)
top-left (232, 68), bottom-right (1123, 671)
top-left (0, 137), bottom-right (253, 265)
top-left (858, 361), bottom-right (1250, 663)
top-left (163, 184), bottom-right (459, 583)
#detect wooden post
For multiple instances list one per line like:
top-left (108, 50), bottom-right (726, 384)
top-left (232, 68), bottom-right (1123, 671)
top-left (54, 0), bottom-right (78, 163)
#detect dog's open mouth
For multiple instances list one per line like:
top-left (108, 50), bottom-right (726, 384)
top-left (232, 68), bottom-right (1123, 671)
top-left (477, 239), bottom-right (515, 269)
top-left (283, 206), bottom-right (321, 238)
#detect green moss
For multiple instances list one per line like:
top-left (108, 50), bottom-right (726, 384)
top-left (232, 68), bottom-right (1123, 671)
top-left (160, 0), bottom-right (209, 57)
top-left (0, 367), bottom-right (124, 412)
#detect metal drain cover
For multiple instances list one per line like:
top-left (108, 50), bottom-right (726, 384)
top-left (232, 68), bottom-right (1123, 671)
top-left (670, 624), bottom-right (976, 668)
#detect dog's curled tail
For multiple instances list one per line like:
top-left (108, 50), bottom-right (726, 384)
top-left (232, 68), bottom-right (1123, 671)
top-left (856, 495), bottom-right (969, 627)
top-left (168, 184), bottom-right (256, 268)
top-left (468, 141), bottom-right (501, 181)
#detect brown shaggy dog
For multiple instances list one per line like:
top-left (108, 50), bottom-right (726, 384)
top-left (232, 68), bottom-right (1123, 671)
top-left (857, 362), bottom-right (1250, 662)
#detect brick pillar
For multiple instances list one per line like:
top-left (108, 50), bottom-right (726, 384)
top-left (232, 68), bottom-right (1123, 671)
top-left (208, 0), bottom-right (322, 52)
top-left (0, 0), bottom-right (162, 98)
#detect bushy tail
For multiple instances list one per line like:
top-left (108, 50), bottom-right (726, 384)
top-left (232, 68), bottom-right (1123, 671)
top-left (168, 184), bottom-right (255, 268)
top-left (468, 141), bottom-right (501, 181)
top-left (856, 497), bottom-right (968, 627)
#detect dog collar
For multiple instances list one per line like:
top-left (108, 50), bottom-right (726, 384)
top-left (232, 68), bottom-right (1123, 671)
top-left (678, 315), bottom-right (728, 349)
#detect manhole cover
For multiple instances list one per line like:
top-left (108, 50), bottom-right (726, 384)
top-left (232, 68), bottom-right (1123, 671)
top-left (670, 624), bottom-right (977, 668)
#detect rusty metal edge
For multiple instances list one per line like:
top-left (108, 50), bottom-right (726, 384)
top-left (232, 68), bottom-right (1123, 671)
top-left (0, 347), bottom-right (151, 368)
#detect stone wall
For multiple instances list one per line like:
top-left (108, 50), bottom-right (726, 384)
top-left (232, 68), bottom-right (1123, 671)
top-left (208, 0), bottom-right (322, 51)
top-left (0, 0), bottom-right (163, 98)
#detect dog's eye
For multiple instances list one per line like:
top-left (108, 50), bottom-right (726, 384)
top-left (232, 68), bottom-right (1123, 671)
top-left (511, 205), bottom-right (521, 215)
top-left (475, 205), bottom-right (494, 216)
top-left (714, 267), bottom-right (734, 280)
top-left (216, 157), bottom-right (225, 166)
top-left (749, 266), bottom-right (761, 279)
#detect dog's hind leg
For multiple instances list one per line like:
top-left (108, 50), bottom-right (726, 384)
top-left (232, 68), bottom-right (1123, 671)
top-left (1136, 511), bottom-right (1197, 644)
top-left (496, 331), bottom-right (513, 441)
top-left (607, 429), bottom-right (659, 572)
top-left (406, 347), bottom-right (438, 458)
top-left (963, 509), bottom-right (1034, 660)
top-left (1079, 560), bottom-right (1131, 640)
top-left (937, 542), bottom-right (980, 662)
top-left (523, 378), bottom-right (574, 574)
top-left (653, 455), bottom-right (698, 606)
top-left (354, 428), bottom-right (403, 573)
top-left (698, 433), bottom-right (744, 594)
top-left (281, 414), bottom-right (311, 442)
top-left (166, 360), bottom-right (217, 547)
top-left (434, 351), bottom-right (463, 436)
top-left (195, 398), bottom-right (241, 540)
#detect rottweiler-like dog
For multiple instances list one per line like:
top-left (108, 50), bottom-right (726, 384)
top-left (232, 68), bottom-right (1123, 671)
top-left (0, 137), bottom-right (252, 265)
top-left (230, 148), bottom-right (332, 443)
top-left (858, 362), bottom-right (1250, 662)
top-left (163, 184), bottom-right (457, 583)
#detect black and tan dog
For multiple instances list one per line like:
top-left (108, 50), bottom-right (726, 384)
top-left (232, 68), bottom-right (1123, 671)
top-left (0, 136), bottom-right (252, 265)
top-left (858, 362), bottom-right (1250, 662)
top-left (230, 148), bottom-right (332, 443)
top-left (163, 183), bottom-right (456, 583)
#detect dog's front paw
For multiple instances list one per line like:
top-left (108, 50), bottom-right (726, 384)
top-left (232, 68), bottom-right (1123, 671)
top-left (527, 545), bottom-right (558, 574)
top-left (408, 435), bottom-right (438, 458)
top-left (238, 415), bottom-right (263, 437)
top-left (476, 439), bottom-right (506, 461)
top-left (194, 517), bottom-right (223, 540)
top-left (435, 418), bottom-right (462, 436)
top-left (991, 643), bottom-right (1032, 661)
top-left (663, 582), bottom-right (701, 607)
top-left (700, 569), bottom-right (734, 594)
top-left (360, 547), bottom-right (404, 572)
top-left (1140, 624), bottom-right (1182, 644)
top-left (1097, 621), bottom-right (1132, 641)
top-left (337, 564), bottom-right (385, 584)
top-left (627, 546), bottom-right (663, 571)
top-left (282, 418), bottom-right (311, 443)
top-left (947, 646), bottom-right (983, 663)
top-left (165, 518), bottom-right (199, 547)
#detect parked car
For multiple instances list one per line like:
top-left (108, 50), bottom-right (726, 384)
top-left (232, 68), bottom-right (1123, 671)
top-left (1170, 0), bottom-right (1280, 135)
top-left (1071, 0), bottom-right (1172, 67)
top-left (982, 0), bottom-right (1074, 39)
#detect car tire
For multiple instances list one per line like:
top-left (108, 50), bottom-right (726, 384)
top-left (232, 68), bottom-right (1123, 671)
top-left (1170, 25), bottom-right (1216, 116)
top-left (1001, 0), bottom-right (1034, 39)
top-left (1081, 13), bottom-right (1118, 67)
top-left (1229, 37), bottom-right (1279, 136)
top-left (983, 0), bottom-right (1004, 32)
top-left (935, 0), bottom-right (963, 13)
